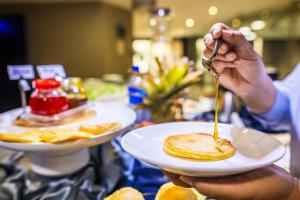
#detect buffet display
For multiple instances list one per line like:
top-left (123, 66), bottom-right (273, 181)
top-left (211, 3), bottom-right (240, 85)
top-left (12, 78), bottom-right (93, 127)
top-left (0, 69), bottom-right (136, 176)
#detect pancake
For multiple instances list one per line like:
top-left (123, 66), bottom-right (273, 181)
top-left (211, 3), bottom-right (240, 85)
top-left (39, 129), bottom-right (93, 143)
top-left (0, 122), bottom-right (121, 144)
top-left (104, 187), bottom-right (144, 200)
top-left (13, 110), bottom-right (96, 128)
top-left (0, 133), bottom-right (41, 143)
top-left (0, 129), bottom-right (93, 144)
top-left (164, 133), bottom-right (235, 161)
top-left (79, 122), bottom-right (121, 135)
top-left (155, 182), bottom-right (203, 200)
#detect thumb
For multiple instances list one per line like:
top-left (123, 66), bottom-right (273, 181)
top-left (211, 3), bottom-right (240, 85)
top-left (210, 23), bottom-right (230, 39)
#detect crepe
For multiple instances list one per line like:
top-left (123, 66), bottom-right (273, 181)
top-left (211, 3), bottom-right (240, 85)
top-left (164, 133), bottom-right (235, 161)
top-left (0, 122), bottom-right (120, 144)
top-left (13, 110), bottom-right (96, 128)
top-left (39, 129), bottom-right (93, 143)
top-left (79, 122), bottom-right (121, 135)
top-left (104, 187), bottom-right (144, 200)
top-left (0, 129), bottom-right (92, 143)
top-left (155, 182), bottom-right (203, 200)
top-left (0, 133), bottom-right (41, 143)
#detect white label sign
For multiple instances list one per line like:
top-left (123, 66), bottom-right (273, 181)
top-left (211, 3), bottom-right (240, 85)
top-left (37, 64), bottom-right (66, 79)
top-left (7, 65), bottom-right (35, 80)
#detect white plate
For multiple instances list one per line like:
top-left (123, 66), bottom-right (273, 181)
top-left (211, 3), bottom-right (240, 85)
top-left (0, 103), bottom-right (136, 152)
top-left (121, 122), bottom-right (286, 177)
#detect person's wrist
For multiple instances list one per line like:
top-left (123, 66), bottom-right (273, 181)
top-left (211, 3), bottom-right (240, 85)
top-left (239, 73), bottom-right (275, 115)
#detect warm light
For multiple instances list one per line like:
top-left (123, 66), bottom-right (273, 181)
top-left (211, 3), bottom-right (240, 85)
top-left (231, 18), bottom-right (241, 28)
top-left (245, 32), bottom-right (257, 41)
top-left (185, 18), bottom-right (195, 28)
top-left (172, 27), bottom-right (185, 36)
top-left (158, 9), bottom-right (165, 17)
top-left (159, 25), bottom-right (166, 32)
top-left (253, 37), bottom-right (263, 56)
top-left (251, 20), bottom-right (266, 30)
top-left (239, 26), bottom-right (251, 35)
top-left (149, 18), bottom-right (156, 27)
top-left (260, 10), bottom-right (270, 20)
top-left (231, 18), bottom-right (242, 28)
top-left (132, 40), bottom-right (150, 52)
top-left (208, 6), bottom-right (218, 16)
top-left (238, 26), bottom-right (257, 41)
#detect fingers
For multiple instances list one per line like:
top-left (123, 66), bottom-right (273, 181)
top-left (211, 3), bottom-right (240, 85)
top-left (180, 176), bottom-right (244, 200)
top-left (201, 50), bottom-right (240, 74)
top-left (221, 29), bottom-right (249, 49)
top-left (210, 23), bottom-right (230, 39)
top-left (203, 33), bottom-right (230, 54)
top-left (204, 23), bottom-right (231, 54)
top-left (204, 29), bottom-right (246, 53)
top-left (204, 23), bottom-right (253, 58)
top-left (203, 48), bottom-right (237, 62)
top-left (214, 60), bottom-right (240, 74)
top-left (163, 171), bottom-right (191, 188)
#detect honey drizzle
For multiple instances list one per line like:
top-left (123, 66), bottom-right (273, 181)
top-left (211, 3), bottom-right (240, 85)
top-left (214, 78), bottom-right (219, 140)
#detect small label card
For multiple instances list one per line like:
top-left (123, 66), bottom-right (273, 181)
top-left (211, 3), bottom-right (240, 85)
top-left (37, 64), bottom-right (66, 79)
top-left (7, 65), bottom-right (35, 80)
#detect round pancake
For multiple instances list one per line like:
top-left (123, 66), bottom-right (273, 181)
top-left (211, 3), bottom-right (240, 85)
top-left (104, 187), bottom-right (144, 200)
top-left (155, 182), bottom-right (202, 200)
top-left (164, 133), bottom-right (235, 161)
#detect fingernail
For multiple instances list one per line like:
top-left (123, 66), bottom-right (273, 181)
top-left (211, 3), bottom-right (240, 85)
top-left (213, 28), bottom-right (222, 38)
top-left (179, 176), bottom-right (193, 185)
top-left (212, 31), bottom-right (219, 38)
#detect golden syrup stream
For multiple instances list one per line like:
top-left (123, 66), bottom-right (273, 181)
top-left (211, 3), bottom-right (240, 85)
top-left (214, 78), bottom-right (219, 140)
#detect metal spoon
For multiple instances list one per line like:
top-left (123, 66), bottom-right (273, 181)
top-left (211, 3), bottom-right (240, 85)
top-left (201, 39), bottom-right (223, 78)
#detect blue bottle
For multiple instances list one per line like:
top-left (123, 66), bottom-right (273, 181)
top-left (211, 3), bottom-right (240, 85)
top-left (127, 66), bottom-right (150, 123)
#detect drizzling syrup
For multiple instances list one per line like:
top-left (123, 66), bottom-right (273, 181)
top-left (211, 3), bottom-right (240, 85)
top-left (214, 78), bottom-right (219, 140)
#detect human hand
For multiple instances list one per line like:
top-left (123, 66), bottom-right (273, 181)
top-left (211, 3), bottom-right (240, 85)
top-left (203, 23), bottom-right (275, 114)
top-left (164, 165), bottom-right (300, 200)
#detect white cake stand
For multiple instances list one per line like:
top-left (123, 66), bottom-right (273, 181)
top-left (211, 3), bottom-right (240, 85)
top-left (0, 102), bottom-right (136, 176)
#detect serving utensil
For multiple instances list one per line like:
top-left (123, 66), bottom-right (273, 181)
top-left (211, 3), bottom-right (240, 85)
top-left (201, 39), bottom-right (223, 78)
top-left (16, 79), bottom-right (31, 120)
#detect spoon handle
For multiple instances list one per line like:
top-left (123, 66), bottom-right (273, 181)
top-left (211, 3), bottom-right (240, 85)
top-left (210, 39), bottom-right (223, 61)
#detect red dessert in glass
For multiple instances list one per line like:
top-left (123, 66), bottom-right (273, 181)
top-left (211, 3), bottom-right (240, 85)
top-left (29, 79), bottom-right (69, 116)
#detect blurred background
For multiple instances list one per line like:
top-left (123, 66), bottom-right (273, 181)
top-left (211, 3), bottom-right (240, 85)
top-left (0, 0), bottom-right (300, 114)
